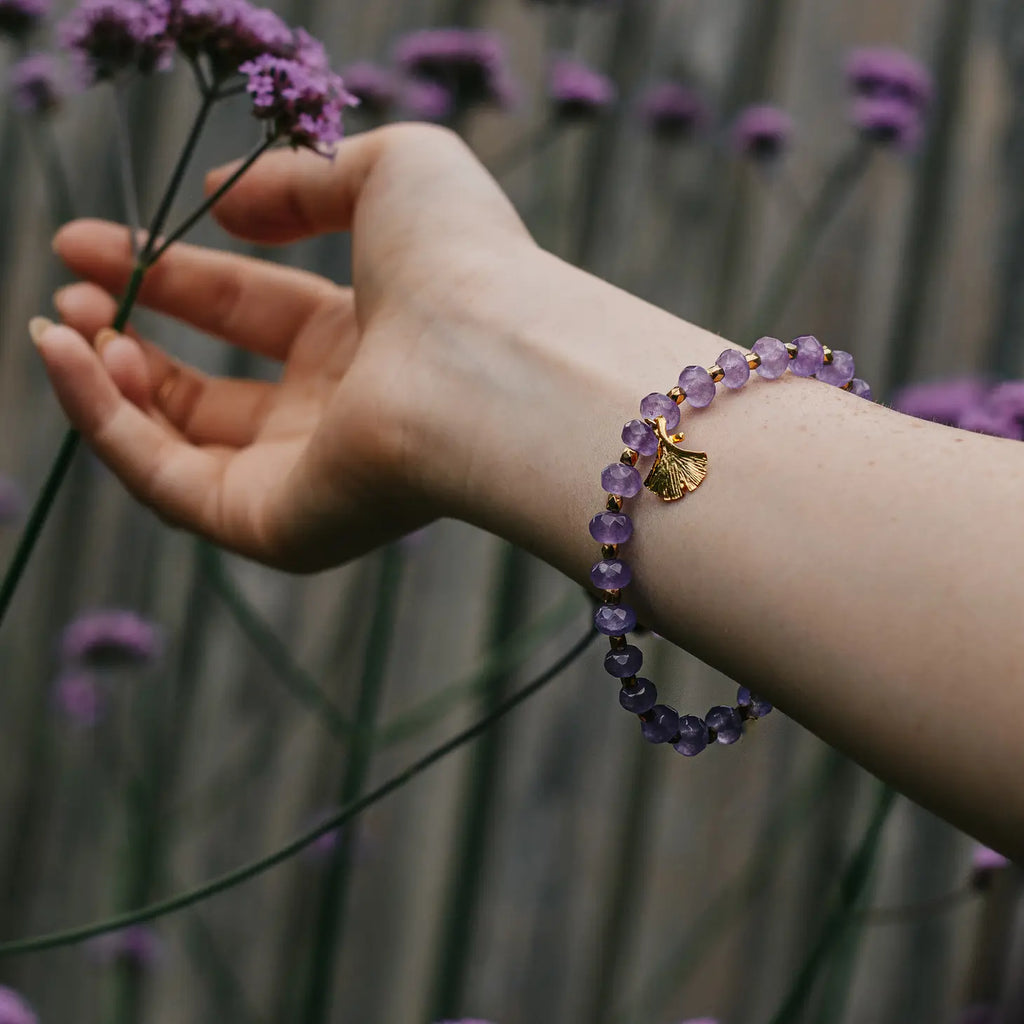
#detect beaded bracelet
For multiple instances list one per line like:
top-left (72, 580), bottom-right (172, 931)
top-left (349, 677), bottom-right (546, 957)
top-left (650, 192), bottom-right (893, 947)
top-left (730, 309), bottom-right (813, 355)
top-left (589, 335), bottom-right (873, 757)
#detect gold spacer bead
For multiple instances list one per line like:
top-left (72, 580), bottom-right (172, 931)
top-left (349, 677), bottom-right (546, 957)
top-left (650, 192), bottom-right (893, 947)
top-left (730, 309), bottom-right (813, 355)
top-left (609, 635), bottom-right (627, 650)
top-left (620, 448), bottom-right (639, 466)
top-left (606, 494), bottom-right (623, 512)
top-left (708, 364), bottom-right (725, 383)
top-left (601, 543), bottom-right (618, 559)
top-left (619, 676), bottom-right (639, 689)
top-left (745, 350), bottom-right (761, 369)
top-left (821, 344), bottom-right (834, 364)
top-left (785, 342), bottom-right (798, 357)
top-left (667, 386), bottom-right (684, 403)
top-left (602, 589), bottom-right (622, 604)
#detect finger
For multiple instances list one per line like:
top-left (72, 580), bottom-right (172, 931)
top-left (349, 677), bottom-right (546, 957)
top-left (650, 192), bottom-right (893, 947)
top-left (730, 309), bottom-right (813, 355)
top-left (53, 219), bottom-right (334, 361)
top-left (54, 282), bottom-right (276, 448)
top-left (30, 318), bottom-right (232, 541)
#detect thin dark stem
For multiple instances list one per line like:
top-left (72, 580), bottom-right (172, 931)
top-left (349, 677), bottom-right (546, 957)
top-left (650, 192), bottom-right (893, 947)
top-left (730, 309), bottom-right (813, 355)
top-left (111, 84), bottom-right (143, 257)
top-left (762, 784), bottom-right (897, 1024)
top-left (299, 545), bottom-right (405, 1023)
top-left (0, 629), bottom-right (597, 957)
top-left (147, 137), bottom-right (274, 263)
top-left (741, 142), bottom-right (872, 338)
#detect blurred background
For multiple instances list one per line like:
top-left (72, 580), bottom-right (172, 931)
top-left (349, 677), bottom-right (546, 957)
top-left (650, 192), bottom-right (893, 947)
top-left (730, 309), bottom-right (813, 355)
top-left (0, 0), bottom-right (1022, 1022)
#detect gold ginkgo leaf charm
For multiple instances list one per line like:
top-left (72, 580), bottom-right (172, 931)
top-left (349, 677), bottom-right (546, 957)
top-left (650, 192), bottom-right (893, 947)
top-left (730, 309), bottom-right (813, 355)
top-left (643, 416), bottom-right (708, 501)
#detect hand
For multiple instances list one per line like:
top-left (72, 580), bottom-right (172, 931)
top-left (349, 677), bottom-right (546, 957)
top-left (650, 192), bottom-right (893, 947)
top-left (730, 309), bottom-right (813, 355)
top-left (33, 124), bottom-right (535, 571)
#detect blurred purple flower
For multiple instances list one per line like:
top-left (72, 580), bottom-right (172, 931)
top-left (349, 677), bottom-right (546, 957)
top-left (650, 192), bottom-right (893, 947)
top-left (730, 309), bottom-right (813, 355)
top-left (53, 670), bottom-right (106, 726)
top-left (0, 0), bottom-right (47, 39)
top-left (639, 81), bottom-right (708, 142)
top-left (61, 609), bottom-right (162, 668)
top-left (971, 844), bottom-right (1012, 890)
top-left (10, 53), bottom-right (65, 114)
top-left (58, 0), bottom-right (172, 84)
top-left (241, 53), bottom-right (356, 153)
top-left (732, 104), bottom-right (793, 160)
top-left (891, 377), bottom-right (987, 426)
top-left (157, 0), bottom-right (295, 80)
top-left (88, 925), bottom-right (162, 967)
top-left (852, 96), bottom-right (922, 151)
top-left (957, 404), bottom-right (1023, 440)
top-left (986, 380), bottom-right (1024, 419)
top-left (394, 28), bottom-right (515, 112)
top-left (0, 474), bottom-right (25, 525)
top-left (548, 55), bottom-right (614, 121)
top-left (846, 46), bottom-right (932, 111)
top-left (401, 79), bottom-right (453, 123)
top-left (342, 60), bottom-right (398, 117)
top-left (0, 987), bottom-right (37, 1024)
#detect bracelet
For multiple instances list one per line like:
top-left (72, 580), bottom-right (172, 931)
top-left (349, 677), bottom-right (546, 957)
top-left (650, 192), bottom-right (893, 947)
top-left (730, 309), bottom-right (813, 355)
top-left (589, 335), bottom-right (873, 757)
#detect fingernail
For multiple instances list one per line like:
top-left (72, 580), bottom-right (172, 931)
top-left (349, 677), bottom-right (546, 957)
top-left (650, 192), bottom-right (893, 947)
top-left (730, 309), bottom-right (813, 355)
top-left (28, 316), bottom-right (54, 346)
top-left (94, 327), bottom-right (119, 354)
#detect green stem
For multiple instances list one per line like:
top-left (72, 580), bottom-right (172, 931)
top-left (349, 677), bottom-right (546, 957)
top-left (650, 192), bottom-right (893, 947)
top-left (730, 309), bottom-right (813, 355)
top-left (742, 142), bottom-right (872, 338)
top-left (299, 545), bottom-right (405, 1023)
top-left (0, 629), bottom-right (597, 957)
top-left (763, 783), bottom-right (897, 1024)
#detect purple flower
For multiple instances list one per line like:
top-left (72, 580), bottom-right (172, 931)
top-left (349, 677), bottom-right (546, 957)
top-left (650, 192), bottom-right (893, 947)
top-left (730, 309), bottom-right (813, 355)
top-left (639, 81), bottom-right (708, 141)
top-left (342, 60), bottom-right (397, 117)
top-left (0, 0), bottom-right (47, 38)
top-left (0, 474), bottom-right (25, 525)
top-left (846, 46), bottom-right (932, 111)
top-left (53, 670), bottom-right (106, 725)
top-left (548, 55), bottom-right (615, 121)
top-left (891, 377), bottom-right (988, 426)
top-left (0, 987), bottom-right (37, 1024)
top-left (957, 404), bottom-right (1023, 441)
top-left (971, 843), bottom-right (1012, 890)
top-left (88, 926), bottom-right (163, 967)
top-left (58, 0), bottom-right (172, 84)
top-left (61, 609), bottom-right (162, 668)
top-left (401, 79), bottom-right (453, 123)
top-left (732, 104), bottom-right (794, 160)
top-left (10, 54), bottom-right (65, 114)
top-left (241, 53), bottom-right (356, 153)
top-left (852, 96), bottom-right (922, 151)
top-left (394, 28), bottom-right (516, 112)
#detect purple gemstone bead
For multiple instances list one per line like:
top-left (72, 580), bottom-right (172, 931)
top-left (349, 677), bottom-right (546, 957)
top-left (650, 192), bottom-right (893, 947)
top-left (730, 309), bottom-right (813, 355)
top-left (717, 348), bottom-right (750, 389)
top-left (678, 365), bottom-right (716, 408)
top-left (601, 462), bottom-right (642, 498)
top-left (622, 419), bottom-right (658, 456)
top-left (706, 705), bottom-right (744, 744)
top-left (590, 558), bottom-right (632, 590)
top-left (752, 336), bottom-right (789, 379)
top-left (737, 686), bottom-right (773, 719)
top-left (604, 645), bottom-right (643, 677)
top-left (790, 335), bottom-right (824, 377)
top-left (847, 377), bottom-right (873, 400)
top-left (639, 392), bottom-right (681, 431)
top-left (817, 349), bottom-right (855, 387)
top-left (640, 703), bottom-right (679, 744)
top-left (619, 677), bottom-right (657, 713)
top-left (589, 512), bottom-right (633, 545)
top-left (594, 604), bottom-right (637, 636)
top-left (673, 715), bottom-right (709, 756)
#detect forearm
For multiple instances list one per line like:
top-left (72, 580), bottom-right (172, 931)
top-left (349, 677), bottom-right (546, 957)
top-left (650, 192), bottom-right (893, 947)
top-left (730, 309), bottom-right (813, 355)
top-left (411, 249), bottom-right (1024, 856)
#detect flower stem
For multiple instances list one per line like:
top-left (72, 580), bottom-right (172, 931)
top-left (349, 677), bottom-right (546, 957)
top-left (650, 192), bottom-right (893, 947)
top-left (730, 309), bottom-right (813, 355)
top-left (0, 629), bottom-right (597, 957)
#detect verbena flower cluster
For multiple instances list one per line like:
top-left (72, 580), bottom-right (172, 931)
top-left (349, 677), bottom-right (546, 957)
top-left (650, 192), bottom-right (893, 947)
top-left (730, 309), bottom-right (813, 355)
top-left (732, 104), bottom-right (794, 160)
top-left (893, 377), bottom-right (1024, 440)
top-left (88, 925), bottom-right (163, 966)
top-left (9, 53), bottom-right (64, 113)
top-left (60, 608), bottom-right (163, 668)
top-left (846, 46), bottom-right (932, 151)
top-left (0, 987), bottom-right (36, 1024)
top-left (548, 55), bottom-right (615, 120)
top-left (639, 81), bottom-right (708, 141)
top-left (0, 0), bottom-right (48, 40)
top-left (58, 0), bottom-right (172, 83)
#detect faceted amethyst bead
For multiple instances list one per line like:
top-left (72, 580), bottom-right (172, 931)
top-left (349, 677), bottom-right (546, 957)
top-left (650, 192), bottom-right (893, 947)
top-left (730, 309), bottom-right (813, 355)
top-left (717, 348), bottom-right (750, 389)
top-left (737, 686), bottom-right (773, 719)
top-left (673, 715), bottom-right (709, 756)
top-left (619, 677), bottom-right (657, 713)
top-left (640, 704), bottom-right (679, 744)
top-left (594, 604), bottom-right (637, 636)
top-left (847, 377), bottom-right (873, 400)
top-left (678, 365), bottom-right (715, 408)
top-left (816, 349), bottom-right (855, 387)
top-left (604, 645), bottom-right (643, 677)
top-left (706, 705), bottom-right (744, 744)
top-left (590, 558), bottom-right (632, 590)
top-left (790, 335), bottom-right (824, 377)
top-left (639, 392), bottom-right (681, 431)
top-left (589, 512), bottom-right (633, 545)
top-left (622, 419), bottom-right (658, 456)
top-left (752, 336), bottom-right (789, 379)
top-left (601, 462), bottom-right (642, 498)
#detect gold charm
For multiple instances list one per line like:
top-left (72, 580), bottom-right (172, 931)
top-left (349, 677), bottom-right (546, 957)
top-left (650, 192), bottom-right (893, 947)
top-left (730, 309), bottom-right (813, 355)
top-left (643, 416), bottom-right (708, 501)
